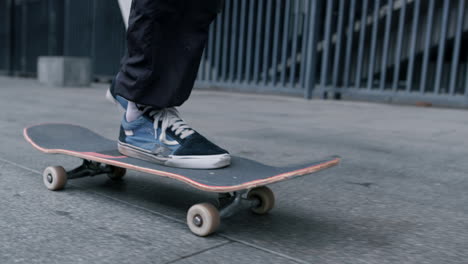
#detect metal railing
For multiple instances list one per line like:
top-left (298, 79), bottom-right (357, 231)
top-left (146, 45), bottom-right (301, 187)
top-left (2, 0), bottom-right (468, 107)
top-left (196, 0), bottom-right (315, 96)
top-left (197, 0), bottom-right (468, 106)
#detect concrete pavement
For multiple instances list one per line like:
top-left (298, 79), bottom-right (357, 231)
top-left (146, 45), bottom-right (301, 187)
top-left (0, 76), bottom-right (467, 263)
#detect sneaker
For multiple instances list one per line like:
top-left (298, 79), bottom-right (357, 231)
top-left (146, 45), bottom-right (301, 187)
top-left (106, 77), bottom-right (128, 111)
top-left (118, 107), bottom-right (231, 169)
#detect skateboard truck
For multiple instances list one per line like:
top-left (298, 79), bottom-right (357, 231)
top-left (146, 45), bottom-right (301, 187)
top-left (67, 160), bottom-right (114, 179)
top-left (218, 191), bottom-right (261, 218)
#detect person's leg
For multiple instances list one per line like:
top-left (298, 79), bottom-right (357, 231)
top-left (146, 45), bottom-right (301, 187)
top-left (111, 0), bottom-right (230, 169)
top-left (114, 0), bottom-right (222, 109)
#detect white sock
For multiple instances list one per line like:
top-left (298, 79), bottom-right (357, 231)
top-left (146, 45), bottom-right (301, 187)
top-left (126, 101), bottom-right (143, 122)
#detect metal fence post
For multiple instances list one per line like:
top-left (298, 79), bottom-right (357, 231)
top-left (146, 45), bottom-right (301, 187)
top-left (366, 0), bottom-right (381, 90)
top-left (262, 0), bottom-right (273, 86)
top-left (214, 14), bottom-right (222, 82)
top-left (405, 0), bottom-right (420, 92)
top-left (236, 0), bottom-right (247, 83)
top-left (319, 0), bottom-right (333, 95)
top-left (229, 0), bottom-right (238, 82)
top-left (433, 0), bottom-right (450, 94)
top-left (221, 0), bottom-right (230, 81)
top-left (354, 0), bottom-right (369, 90)
top-left (304, 0), bottom-right (320, 99)
top-left (271, 0), bottom-right (282, 86)
top-left (419, 0), bottom-right (435, 93)
top-left (289, 0), bottom-right (300, 89)
top-left (253, 0), bottom-right (264, 84)
top-left (379, 0), bottom-right (394, 91)
top-left (280, 0), bottom-right (291, 87)
top-left (244, 0), bottom-right (255, 84)
top-left (332, 0), bottom-right (346, 91)
top-left (449, 0), bottom-right (465, 96)
top-left (391, 0), bottom-right (407, 92)
top-left (343, 0), bottom-right (356, 89)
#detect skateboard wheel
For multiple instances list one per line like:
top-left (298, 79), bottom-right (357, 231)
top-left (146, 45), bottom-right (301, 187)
top-left (186, 203), bottom-right (220, 237)
top-left (107, 166), bottom-right (126, 180)
top-left (247, 186), bottom-right (275, 215)
top-left (43, 166), bottom-right (68, 191)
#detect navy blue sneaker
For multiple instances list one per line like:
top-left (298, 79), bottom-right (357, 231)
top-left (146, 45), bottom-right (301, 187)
top-left (106, 77), bottom-right (128, 111)
top-left (118, 107), bottom-right (231, 169)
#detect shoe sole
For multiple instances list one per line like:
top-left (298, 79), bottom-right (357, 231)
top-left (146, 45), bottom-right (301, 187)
top-left (118, 141), bottom-right (231, 169)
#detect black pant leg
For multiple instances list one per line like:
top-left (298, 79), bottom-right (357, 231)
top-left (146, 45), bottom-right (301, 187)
top-left (115, 0), bottom-right (221, 109)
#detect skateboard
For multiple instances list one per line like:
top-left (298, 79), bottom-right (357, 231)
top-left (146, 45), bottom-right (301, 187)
top-left (24, 123), bottom-right (340, 236)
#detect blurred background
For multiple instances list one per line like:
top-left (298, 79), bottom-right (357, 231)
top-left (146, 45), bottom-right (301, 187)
top-left (1, 0), bottom-right (468, 106)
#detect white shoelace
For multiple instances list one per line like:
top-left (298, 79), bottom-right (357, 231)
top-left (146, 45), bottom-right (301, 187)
top-left (148, 107), bottom-right (195, 146)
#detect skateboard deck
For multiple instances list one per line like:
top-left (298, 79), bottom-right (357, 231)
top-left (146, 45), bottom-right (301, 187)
top-left (24, 123), bottom-right (340, 192)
